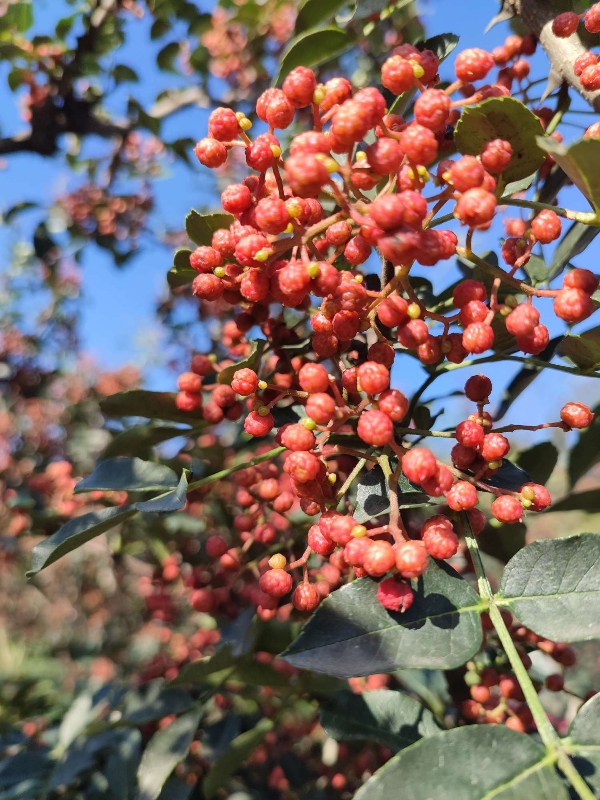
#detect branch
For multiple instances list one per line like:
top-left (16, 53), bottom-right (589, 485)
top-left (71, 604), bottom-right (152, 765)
top-left (516, 0), bottom-right (600, 112)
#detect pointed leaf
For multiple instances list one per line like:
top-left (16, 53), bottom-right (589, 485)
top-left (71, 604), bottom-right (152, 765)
top-left (75, 457), bottom-right (178, 494)
top-left (156, 42), bottom-right (180, 72)
top-left (217, 340), bottom-right (266, 386)
top-left (320, 689), bottom-right (441, 751)
top-left (417, 33), bottom-right (459, 62)
top-left (27, 506), bottom-right (137, 577)
top-left (168, 249), bottom-right (196, 289)
top-left (549, 222), bottom-right (600, 280)
top-left (102, 424), bottom-right (194, 460)
top-left (515, 442), bottom-right (558, 486)
top-left (557, 327), bottom-right (600, 371)
top-left (568, 402), bottom-right (600, 487)
top-left (537, 136), bottom-right (600, 209)
top-left (168, 647), bottom-right (237, 687)
top-left (202, 718), bottom-right (274, 798)
top-left (282, 562), bottom-right (484, 676)
top-left (479, 521), bottom-right (526, 565)
top-left (275, 27), bottom-right (355, 84)
top-left (136, 708), bottom-right (202, 800)
top-left (135, 470), bottom-right (189, 513)
top-left (185, 212), bottom-right (234, 247)
top-left (354, 465), bottom-right (431, 524)
top-left (497, 533), bottom-right (600, 641)
top-left (353, 726), bottom-right (567, 800)
top-left (546, 490), bottom-right (600, 514)
top-left (479, 459), bottom-right (530, 492)
top-left (566, 694), bottom-right (600, 797)
top-left (100, 390), bottom-right (204, 424)
top-left (295, 0), bottom-right (348, 31)
top-left (455, 97), bottom-right (545, 182)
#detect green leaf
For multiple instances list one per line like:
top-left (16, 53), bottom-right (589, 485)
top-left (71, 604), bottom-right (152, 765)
top-left (523, 253), bottom-right (549, 286)
top-left (320, 689), bottom-right (440, 751)
top-left (537, 135), bottom-right (600, 209)
top-left (150, 18), bottom-right (170, 39)
top-left (480, 459), bottom-right (530, 493)
top-left (168, 646), bottom-right (237, 687)
top-left (353, 726), bottom-right (568, 800)
top-left (123, 688), bottom-right (193, 725)
top-left (75, 457), bottom-right (178, 494)
top-left (455, 97), bottom-right (545, 183)
top-left (502, 173), bottom-right (536, 196)
top-left (7, 68), bottom-right (25, 91)
top-left (202, 718), bottom-right (274, 798)
top-left (185, 211), bottom-right (234, 247)
top-left (546, 490), bottom-right (600, 513)
top-left (557, 326), bottom-right (600, 371)
top-left (136, 470), bottom-right (189, 514)
top-left (497, 533), bottom-right (600, 641)
top-left (515, 441), bottom-right (558, 486)
top-left (27, 506), bottom-right (137, 577)
top-left (479, 521), bottom-right (527, 564)
top-left (156, 42), bottom-right (180, 73)
top-left (566, 694), bottom-right (600, 797)
top-left (281, 562), bottom-right (484, 676)
top-left (168, 248), bottom-right (196, 289)
top-left (217, 340), bottom-right (266, 386)
top-left (157, 776), bottom-right (193, 800)
top-left (275, 27), bottom-right (355, 85)
top-left (7, 2), bottom-right (33, 32)
top-left (417, 32), bottom-right (459, 62)
top-left (136, 708), bottom-right (202, 800)
top-left (568, 402), bottom-right (600, 487)
top-left (295, 0), bottom-right (349, 31)
top-left (56, 14), bottom-right (76, 38)
top-left (100, 390), bottom-right (204, 424)
top-left (112, 64), bottom-right (139, 84)
top-left (354, 465), bottom-right (431, 524)
top-left (549, 222), bottom-right (600, 280)
top-left (102, 424), bottom-right (194, 459)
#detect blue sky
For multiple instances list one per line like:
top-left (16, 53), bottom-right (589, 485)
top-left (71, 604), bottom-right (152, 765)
top-left (1, 0), bottom-right (600, 451)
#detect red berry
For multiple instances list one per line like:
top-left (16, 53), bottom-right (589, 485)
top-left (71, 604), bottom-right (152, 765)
top-left (455, 188), bottom-right (497, 228)
top-left (368, 342), bottom-right (395, 368)
top-left (285, 153), bottom-right (329, 198)
top-left (465, 374), bottom-right (492, 401)
top-left (462, 322), bottom-right (495, 354)
top-left (553, 11), bottom-right (579, 37)
top-left (357, 361), bottom-right (390, 395)
top-left (293, 582), bottom-right (320, 612)
top-left (422, 526), bottom-right (459, 559)
top-left (517, 324), bottom-right (550, 355)
top-left (480, 432), bottom-right (510, 462)
top-left (491, 495), bottom-right (523, 524)
top-left (244, 410), bottom-right (274, 437)
top-left (306, 392), bottom-right (336, 424)
top-left (280, 423), bottom-right (316, 452)
top-left (245, 133), bottom-right (279, 171)
top-left (459, 299), bottom-right (489, 327)
top-left (176, 391), bottom-right (202, 412)
top-left (298, 362), bottom-right (330, 394)
top-left (190, 245), bottom-right (222, 273)
top-left (308, 525), bottom-right (336, 556)
top-left (344, 235), bottom-right (372, 265)
top-left (399, 123), bottom-right (438, 165)
top-left (521, 483), bottom-right (551, 512)
top-left (377, 577), bottom-right (414, 612)
top-left (212, 384), bottom-right (236, 409)
top-left (451, 443), bottom-right (478, 469)
top-left (377, 295), bottom-right (409, 327)
top-left (331, 100), bottom-right (370, 146)
top-left (480, 139), bottom-right (512, 173)
top-left (231, 368), bottom-right (259, 396)
top-left (505, 303), bottom-right (540, 337)
top-left (402, 447), bottom-right (437, 485)
top-left (256, 87), bottom-right (295, 128)
top-left (395, 540), bottom-right (429, 579)
top-left (466, 508), bottom-right (487, 535)
top-left (290, 130), bottom-right (331, 157)
top-left (203, 401), bottom-right (224, 424)
top-left (344, 537), bottom-right (373, 567)
top-left (363, 540), bottom-right (396, 577)
top-left (453, 279), bottom-right (487, 308)
top-left (585, 3), bottom-right (600, 33)
top-left (255, 197), bottom-right (290, 235)
top-left (560, 402), bottom-right (594, 429)
top-left (414, 89), bottom-right (451, 130)
top-left (326, 220), bottom-right (353, 246)
top-left (446, 480), bottom-right (478, 511)
top-left (195, 137), bottom-right (228, 168)
top-left (564, 268), bottom-right (599, 294)
top-left (585, 121), bottom-right (600, 138)
top-left (381, 55), bottom-right (416, 95)
top-left (259, 568), bottom-right (293, 597)
top-left (178, 372), bottom-right (202, 393)
top-left (553, 287), bottom-right (594, 324)
top-left (284, 451), bottom-right (321, 483)
top-left (191, 588), bottom-right (214, 612)
top-left (208, 107), bottom-right (239, 141)
top-left (580, 64), bottom-right (600, 90)
top-left (283, 66), bottom-right (317, 108)
top-left (319, 76), bottom-right (353, 111)
top-left (545, 673), bottom-right (565, 692)
top-left (332, 310), bottom-right (360, 341)
top-left (421, 465), bottom-right (454, 497)
top-left (206, 535), bottom-right (228, 558)
top-left (456, 419), bottom-right (485, 448)
top-left (378, 389), bottom-right (409, 422)
top-left (221, 183), bottom-right (252, 215)
top-left (366, 138), bottom-right (404, 175)
top-left (192, 273), bottom-right (224, 301)
top-left (531, 210), bottom-right (562, 244)
top-left (357, 409), bottom-right (394, 446)
top-left (450, 156), bottom-right (485, 193)
top-left (455, 48), bottom-right (495, 82)
top-left (320, 511), bottom-right (357, 545)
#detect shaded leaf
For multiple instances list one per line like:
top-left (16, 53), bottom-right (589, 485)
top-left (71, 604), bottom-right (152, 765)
top-left (185, 212), bottom-right (234, 247)
top-left (537, 136), bottom-right (600, 209)
top-left (417, 33), bottom-right (459, 62)
top-left (217, 340), bottom-right (266, 386)
top-left (479, 521), bottom-right (527, 564)
top-left (455, 97), bottom-right (545, 182)
top-left (515, 442), bottom-right (558, 486)
top-left (502, 173), bottom-right (536, 195)
top-left (104, 729), bottom-right (142, 800)
top-left (549, 222), bottom-right (600, 280)
top-left (523, 253), bottom-right (549, 285)
top-left (479, 459), bottom-right (530, 492)
top-left (102, 424), bottom-right (194, 460)
top-left (75, 457), bottom-right (178, 494)
top-left (354, 465), bottom-right (432, 524)
top-left (497, 533), bottom-right (600, 641)
top-left (156, 42), bottom-right (180, 72)
top-left (112, 65), bottom-right (139, 84)
top-left (566, 694), bottom-right (600, 797)
top-left (546, 490), bottom-right (600, 514)
top-left (100, 390), bottom-right (204, 424)
top-left (136, 708), bottom-right (202, 800)
top-left (202, 718), bottom-right (274, 798)
top-left (167, 249), bottom-right (195, 289)
top-left (124, 689), bottom-right (193, 725)
top-left (157, 776), bottom-right (193, 800)
top-left (354, 725), bottom-right (567, 800)
top-left (568, 402), bottom-right (600, 487)
top-left (320, 689), bottom-right (440, 751)
top-left (27, 506), bottom-right (137, 577)
top-left (295, 0), bottom-right (348, 31)
top-left (276, 27), bottom-right (355, 84)
top-left (282, 562), bottom-right (484, 676)
top-left (557, 327), bottom-right (600, 371)
top-left (168, 647), bottom-right (237, 687)
top-left (135, 470), bottom-right (189, 514)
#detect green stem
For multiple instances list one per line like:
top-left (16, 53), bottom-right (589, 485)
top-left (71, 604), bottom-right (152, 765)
top-left (461, 515), bottom-right (596, 800)
top-left (426, 212), bottom-right (454, 229)
top-left (500, 197), bottom-right (597, 225)
top-left (434, 353), bottom-right (600, 380)
top-left (187, 446), bottom-right (285, 492)
top-left (395, 426), bottom-right (453, 438)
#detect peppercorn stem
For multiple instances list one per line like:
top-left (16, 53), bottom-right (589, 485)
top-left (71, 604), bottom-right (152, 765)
top-left (460, 514), bottom-right (596, 800)
top-left (187, 446), bottom-right (285, 492)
